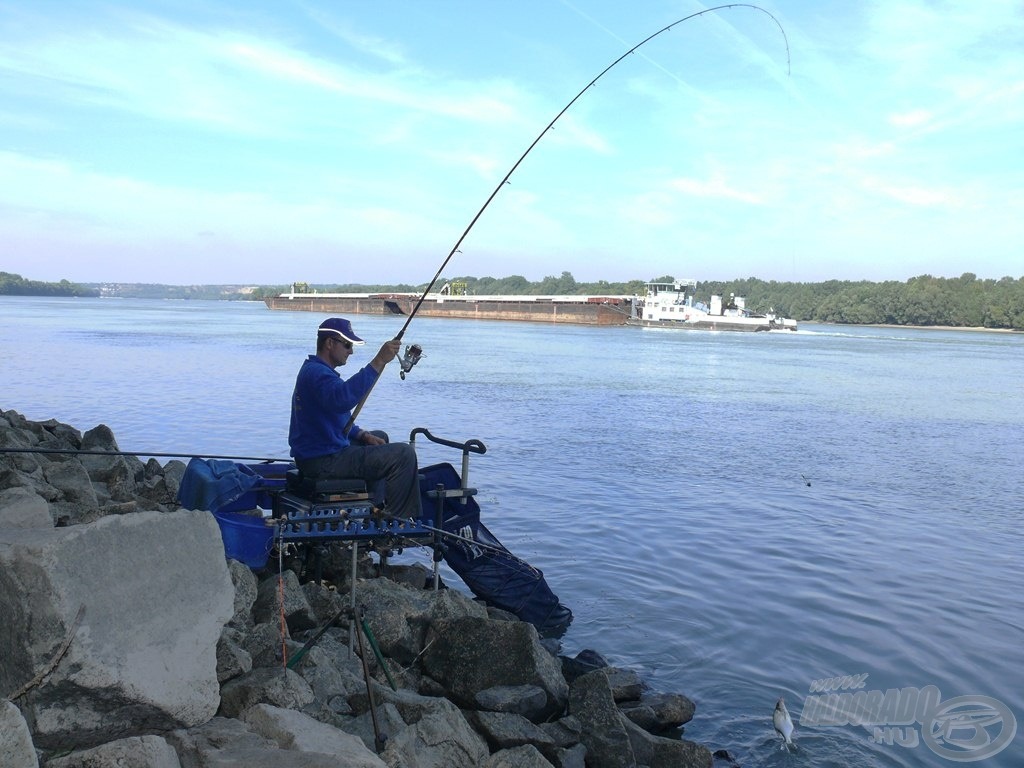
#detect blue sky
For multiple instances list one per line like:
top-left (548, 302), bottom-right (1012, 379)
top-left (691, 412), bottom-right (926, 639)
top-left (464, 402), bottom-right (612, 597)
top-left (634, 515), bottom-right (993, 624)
top-left (1, 1), bottom-right (1021, 285)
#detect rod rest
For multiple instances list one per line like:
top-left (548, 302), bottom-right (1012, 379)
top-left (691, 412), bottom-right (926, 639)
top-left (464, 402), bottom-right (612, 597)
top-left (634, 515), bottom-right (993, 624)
top-left (271, 490), bottom-right (432, 543)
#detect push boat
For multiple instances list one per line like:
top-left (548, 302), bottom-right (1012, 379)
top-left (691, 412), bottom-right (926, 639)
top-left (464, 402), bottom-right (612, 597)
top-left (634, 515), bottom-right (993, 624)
top-left (177, 427), bottom-right (573, 637)
top-left (627, 280), bottom-right (797, 332)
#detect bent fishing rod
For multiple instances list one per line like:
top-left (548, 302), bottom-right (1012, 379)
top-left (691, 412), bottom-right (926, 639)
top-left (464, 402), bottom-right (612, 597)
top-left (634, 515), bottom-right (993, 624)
top-left (347, 3), bottom-right (789, 429)
top-left (0, 447), bottom-right (292, 463)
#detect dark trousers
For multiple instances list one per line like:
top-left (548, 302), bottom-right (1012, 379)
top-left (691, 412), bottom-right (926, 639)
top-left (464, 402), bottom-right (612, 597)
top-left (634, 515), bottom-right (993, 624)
top-left (297, 433), bottom-right (421, 519)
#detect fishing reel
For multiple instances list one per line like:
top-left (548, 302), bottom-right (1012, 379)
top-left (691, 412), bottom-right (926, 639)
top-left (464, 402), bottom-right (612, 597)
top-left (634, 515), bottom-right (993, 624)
top-left (399, 343), bottom-right (424, 380)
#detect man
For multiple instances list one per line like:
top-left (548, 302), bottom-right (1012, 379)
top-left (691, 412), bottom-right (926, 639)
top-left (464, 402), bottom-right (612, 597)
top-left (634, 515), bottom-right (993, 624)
top-left (288, 317), bottom-right (421, 520)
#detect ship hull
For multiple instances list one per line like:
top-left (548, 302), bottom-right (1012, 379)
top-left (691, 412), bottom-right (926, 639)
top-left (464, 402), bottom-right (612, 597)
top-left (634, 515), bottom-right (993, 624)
top-left (264, 295), bottom-right (630, 326)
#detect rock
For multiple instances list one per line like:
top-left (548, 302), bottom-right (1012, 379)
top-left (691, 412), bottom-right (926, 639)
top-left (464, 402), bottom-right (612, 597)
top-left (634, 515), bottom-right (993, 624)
top-left (254, 569), bottom-right (316, 633)
top-left (228, 559), bottom-right (259, 628)
top-left (475, 684), bottom-right (551, 718)
top-left (239, 703), bottom-right (386, 767)
top-left (242, 621), bottom-right (284, 668)
top-left (539, 715), bottom-right (582, 749)
top-left (344, 577), bottom-right (489, 672)
top-left (291, 640), bottom-right (365, 718)
top-left (482, 743), bottom-right (557, 768)
top-left (619, 691), bottom-right (696, 733)
top-left (469, 710), bottom-right (557, 752)
top-left (568, 670), bottom-right (635, 768)
top-left (597, 666), bottom-right (645, 703)
top-left (37, 419), bottom-right (82, 447)
top-left (354, 578), bottom-right (433, 665)
top-left (621, 715), bottom-right (712, 768)
top-left (0, 699), bottom-right (38, 768)
top-left (560, 648), bottom-right (608, 683)
top-left (422, 617), bottom-right (568, 720)
top-left (345, 701), bottom-right (407, 751)
top-left (551, 742), bottom-right (587, 768)
top-left (379, 708), bottom-right (490, 768)
top-left (713, 747), bottom-right (740, 765)
top-left (0, 509), bottom-right (233, 752)
top-left (353, 681), bottom-right (465, 726)
top-left (218, 667), bottom-right (315, 718)
top-left (41, 459), bottom-right (98, 521)
top-left (216, 627), bottom-right (254, 683)
top-left (300, 579), bottom-right (345, 627)
top-left (167, 716), bottom-right (344, 767)
top-left (381, 561), bottom-right (432, 589)
top-left (44, 734), bottom-right (182, 768)
top-left (0, 486), bottom-right (52, 528)
top-left (79, 424), bottom-right (145, 502)
top-left (161, 460), bottom-right (186, 501)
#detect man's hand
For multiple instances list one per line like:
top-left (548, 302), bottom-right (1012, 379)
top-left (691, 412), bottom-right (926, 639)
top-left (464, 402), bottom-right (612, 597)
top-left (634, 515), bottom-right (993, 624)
top-left (359, 431), bottom-right (387, 446)
top-left (370, 339), bottom-right (401, 373)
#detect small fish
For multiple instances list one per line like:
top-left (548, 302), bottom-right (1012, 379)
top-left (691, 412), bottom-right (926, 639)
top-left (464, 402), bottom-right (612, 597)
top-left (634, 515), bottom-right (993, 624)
top-left (774, 697), bottom-right (795, 746)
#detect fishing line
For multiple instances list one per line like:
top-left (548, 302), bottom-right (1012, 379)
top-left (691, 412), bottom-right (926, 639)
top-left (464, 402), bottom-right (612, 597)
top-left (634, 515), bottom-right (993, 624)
top-left (374, 514), bottom-right (545, 578)
top-left (0, 447), bottom-right (291, 463)
top-left (347, 3), bottom-right (790, 427)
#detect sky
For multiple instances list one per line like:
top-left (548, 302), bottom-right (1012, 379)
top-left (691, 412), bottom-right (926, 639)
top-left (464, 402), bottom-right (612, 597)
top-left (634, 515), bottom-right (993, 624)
top-left (1, 1), bottom-right (1021, 286)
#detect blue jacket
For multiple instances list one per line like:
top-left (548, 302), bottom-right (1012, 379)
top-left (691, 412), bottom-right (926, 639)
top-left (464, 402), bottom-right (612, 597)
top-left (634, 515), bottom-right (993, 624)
top-left (288, 355), bottom-right (380, 460)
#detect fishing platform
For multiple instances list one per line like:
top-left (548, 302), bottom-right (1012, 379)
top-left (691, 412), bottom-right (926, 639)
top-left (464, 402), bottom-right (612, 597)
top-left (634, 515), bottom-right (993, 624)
top-left (178, 427), bottom-right (574, 637)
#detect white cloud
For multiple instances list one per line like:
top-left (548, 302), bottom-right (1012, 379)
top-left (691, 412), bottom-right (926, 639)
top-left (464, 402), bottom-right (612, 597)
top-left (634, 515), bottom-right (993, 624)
top-left (888, 109), bottom-right (932, 128)
top-left (668, 175), bottom-right (762, 205)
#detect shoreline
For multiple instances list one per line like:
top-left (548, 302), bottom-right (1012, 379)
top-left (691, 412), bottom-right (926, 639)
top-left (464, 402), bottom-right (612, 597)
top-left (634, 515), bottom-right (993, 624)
top-left (816, 321), bottom-right (1022, 334)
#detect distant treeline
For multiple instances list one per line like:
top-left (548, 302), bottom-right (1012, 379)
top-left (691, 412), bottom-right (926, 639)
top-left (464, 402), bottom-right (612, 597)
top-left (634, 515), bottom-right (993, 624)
top-left (85, 283), bottom-right (263, 301)
top-left (9, 271), bottom-right (1023, 330)
top-left (0, 272), bottom-right (98, 297)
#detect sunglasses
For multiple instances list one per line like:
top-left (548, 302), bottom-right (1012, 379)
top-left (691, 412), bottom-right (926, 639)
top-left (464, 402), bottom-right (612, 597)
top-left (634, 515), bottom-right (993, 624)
top-left (332, 337), bottom-right (354, 351)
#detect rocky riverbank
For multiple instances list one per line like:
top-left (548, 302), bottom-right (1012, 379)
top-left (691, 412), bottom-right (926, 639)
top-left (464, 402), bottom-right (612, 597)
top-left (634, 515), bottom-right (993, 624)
top-left (0, 409), bottom-right (716, 768)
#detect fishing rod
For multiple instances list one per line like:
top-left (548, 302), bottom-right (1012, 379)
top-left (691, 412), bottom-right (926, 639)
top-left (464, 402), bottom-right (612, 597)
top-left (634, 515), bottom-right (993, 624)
top-left (0, 447), bottom-right (291, 463)
top-left (347, 3), bottom-right (790, 428)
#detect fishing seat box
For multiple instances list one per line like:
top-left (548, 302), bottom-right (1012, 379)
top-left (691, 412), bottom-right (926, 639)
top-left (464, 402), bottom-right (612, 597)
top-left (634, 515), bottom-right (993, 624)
top-left (271, 470), bottom-right (373, 540)
top-left (283, 469), bottom-right (369, 503)
top-left (272, 470), bottom-right (433, 544)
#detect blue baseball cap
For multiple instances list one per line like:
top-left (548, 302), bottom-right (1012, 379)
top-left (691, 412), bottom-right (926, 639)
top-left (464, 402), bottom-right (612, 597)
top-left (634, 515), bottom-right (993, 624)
top-left (317, 317), bottom-right (365, 345)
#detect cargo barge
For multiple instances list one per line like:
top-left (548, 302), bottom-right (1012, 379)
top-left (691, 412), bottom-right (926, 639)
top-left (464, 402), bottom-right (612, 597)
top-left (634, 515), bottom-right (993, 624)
top-left (264, 288), bottom-right (633, 326)
top-left (264, 281), bottom-right (797, 331)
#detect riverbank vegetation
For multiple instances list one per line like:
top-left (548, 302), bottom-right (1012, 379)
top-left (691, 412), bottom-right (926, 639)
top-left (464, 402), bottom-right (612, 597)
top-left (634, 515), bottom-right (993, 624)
top-left (0, 272), bottom-right (98, 297)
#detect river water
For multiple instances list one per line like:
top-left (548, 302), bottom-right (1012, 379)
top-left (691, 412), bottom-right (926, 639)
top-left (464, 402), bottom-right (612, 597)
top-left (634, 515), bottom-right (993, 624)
top-left (2, 296), bottom-right (1022, 767)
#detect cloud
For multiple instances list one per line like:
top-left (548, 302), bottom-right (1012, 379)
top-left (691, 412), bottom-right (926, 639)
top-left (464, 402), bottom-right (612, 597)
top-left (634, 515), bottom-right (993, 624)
top-left (888, 109), bottom-right (932, 128)
top-left (299, 3), bottom-right (410, 66)
top-left (668, 174), bottom-right (762, 204)
top-left (863, 178), bottom-right (958, 207)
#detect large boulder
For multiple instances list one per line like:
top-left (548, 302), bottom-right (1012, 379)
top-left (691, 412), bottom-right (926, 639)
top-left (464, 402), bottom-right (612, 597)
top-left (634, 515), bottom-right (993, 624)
top-left (379, 708), bottom-right (490, 768)
top-left (239, 703), bottom-right (386, 767)
top-left (569, 671), bottom-right (635, 768)
top-left (167, 716), bottom-right (347, 767)
top-left (422, 616), bottom-right (568, 720)
top-left (0, 509), bottom-right (233, 751)
top-left (44, 735), bottom-right (182, 768)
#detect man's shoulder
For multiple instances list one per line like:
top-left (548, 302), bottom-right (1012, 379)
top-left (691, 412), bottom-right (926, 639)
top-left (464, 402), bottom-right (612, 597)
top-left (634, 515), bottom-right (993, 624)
top-left (297, 355), bottom-right (334, 379)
